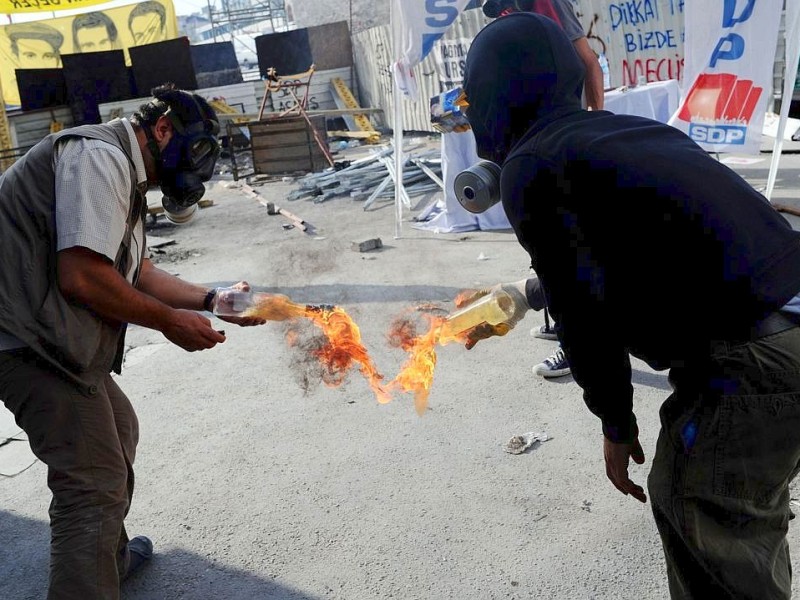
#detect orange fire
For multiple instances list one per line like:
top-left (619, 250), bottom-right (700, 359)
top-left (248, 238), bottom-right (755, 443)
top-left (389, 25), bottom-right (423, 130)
top-left (385, 311), bottom-right (443, 415)
top-left (245, 294), bottom-right (391, 403)
top-left (245, 294), bottom-right (469, 413)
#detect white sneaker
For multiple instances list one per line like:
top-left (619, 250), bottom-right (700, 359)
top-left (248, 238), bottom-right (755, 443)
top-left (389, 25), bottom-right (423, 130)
top-left (530, 323), bottom-right (558, 340)
top-left (532, 347), bottom-right (571, 378)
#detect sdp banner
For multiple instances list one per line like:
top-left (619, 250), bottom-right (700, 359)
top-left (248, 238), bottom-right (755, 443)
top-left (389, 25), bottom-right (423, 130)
top-left (0, 0), bottom-right (178, 107)
top-left (669, 0), bottom-right (782, 154)
top-left (392, 0), bottom-right (473, 100)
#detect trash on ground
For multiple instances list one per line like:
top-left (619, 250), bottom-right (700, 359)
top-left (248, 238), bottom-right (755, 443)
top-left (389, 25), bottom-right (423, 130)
top-left (146, 235), bottom-right (176, 249)
top-left (504, 431), bottom-right (550, 455)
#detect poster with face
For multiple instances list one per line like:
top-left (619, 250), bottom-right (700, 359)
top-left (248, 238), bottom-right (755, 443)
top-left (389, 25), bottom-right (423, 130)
top-left (0, 0), bottom-right (177, 107)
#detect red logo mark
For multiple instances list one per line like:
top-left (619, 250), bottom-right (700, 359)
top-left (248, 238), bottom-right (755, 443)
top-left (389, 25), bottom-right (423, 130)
top-left (676, 73), bottom-right (762, 124)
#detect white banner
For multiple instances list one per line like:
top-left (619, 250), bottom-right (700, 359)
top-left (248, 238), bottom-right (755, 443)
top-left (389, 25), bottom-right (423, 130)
top-left (392, 0), bottom-right (472, 100)
top-left (669, 0), bottom-right (783, 154)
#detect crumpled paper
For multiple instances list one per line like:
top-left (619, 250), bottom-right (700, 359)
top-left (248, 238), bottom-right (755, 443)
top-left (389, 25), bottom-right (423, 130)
top-left (504, 431), bottom-right (550, 455)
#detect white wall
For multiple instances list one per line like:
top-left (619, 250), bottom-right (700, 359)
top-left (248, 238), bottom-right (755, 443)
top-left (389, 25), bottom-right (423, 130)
top-left (286, 0), bottom-right (389, 33)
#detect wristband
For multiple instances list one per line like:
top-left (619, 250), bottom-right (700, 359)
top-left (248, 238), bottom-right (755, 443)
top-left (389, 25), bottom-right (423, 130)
top-left (203, 288), bottom-right (218, 312)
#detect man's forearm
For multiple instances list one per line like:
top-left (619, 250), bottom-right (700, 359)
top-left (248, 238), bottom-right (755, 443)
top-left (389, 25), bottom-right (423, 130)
top-left (58, 248), bottom-right (177, 332)
top-left (573, 38), bottom-right (605, 110)
top-left (136, 259), bottom-right (210, 311)
top-left (584, 64), bottom-right (605, 110)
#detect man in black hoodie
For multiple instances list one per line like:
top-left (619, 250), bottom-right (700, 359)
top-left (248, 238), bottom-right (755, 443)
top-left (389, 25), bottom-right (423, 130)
top-left (459, 12), bottom-right (800, 599)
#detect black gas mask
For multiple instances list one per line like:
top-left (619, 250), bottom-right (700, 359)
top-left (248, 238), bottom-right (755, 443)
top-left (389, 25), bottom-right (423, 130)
top-left (158, 117), bottom-right (220, 209)
top-left (144, 101), bottom-right (220, 214)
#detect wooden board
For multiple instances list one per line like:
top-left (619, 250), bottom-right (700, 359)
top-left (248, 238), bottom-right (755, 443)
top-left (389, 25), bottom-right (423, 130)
top-left (249, 115), bottom-right (327, 175)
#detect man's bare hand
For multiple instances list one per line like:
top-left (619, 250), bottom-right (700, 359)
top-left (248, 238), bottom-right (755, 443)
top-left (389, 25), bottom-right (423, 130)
top-left (452, 281), bottom-right (529, 349)
top-left (463, 322), bottom-right (511, 350)
top-left (163, 309), bottom-right (226, 351)
top-left (218, 314), bottom-right (266, 327)
top-left (603, 436), bottom-right (647, 503)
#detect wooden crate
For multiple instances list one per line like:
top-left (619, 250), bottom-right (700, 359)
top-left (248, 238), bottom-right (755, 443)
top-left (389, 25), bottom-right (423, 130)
top-left (248, 116), bottom-right (328, 175)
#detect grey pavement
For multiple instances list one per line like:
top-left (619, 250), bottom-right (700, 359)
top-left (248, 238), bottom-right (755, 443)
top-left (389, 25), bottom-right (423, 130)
top-left (2, 136), bottom-right (800, 599)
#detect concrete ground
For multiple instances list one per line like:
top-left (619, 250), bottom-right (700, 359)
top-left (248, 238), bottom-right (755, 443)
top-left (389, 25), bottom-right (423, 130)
top-left (3, 135), bottom-right (800, 600)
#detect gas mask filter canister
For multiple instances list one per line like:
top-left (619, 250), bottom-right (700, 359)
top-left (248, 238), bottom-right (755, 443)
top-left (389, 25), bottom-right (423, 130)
top-left (453, 160), bottom-right (502, 213)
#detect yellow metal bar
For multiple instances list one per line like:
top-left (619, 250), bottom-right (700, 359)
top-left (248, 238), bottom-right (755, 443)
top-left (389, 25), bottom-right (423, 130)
top-left (330, 77), bottom-right (376, 136)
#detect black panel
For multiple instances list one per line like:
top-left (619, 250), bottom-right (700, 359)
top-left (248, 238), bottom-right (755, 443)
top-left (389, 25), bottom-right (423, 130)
top-left (190, 41), bottom-right (243, 87)
top-left (190, 41), bottom-right (239, 73)
top-left (127, 66), bottom-right (139, 99)
top-left (255, 29), bottom-right (312, 79)
top-left (16, 68), bottom-right (68, 111)
top-left (62, 51), bottom-right (131, 125)
top-left (129, 37), bottom-right (198, 94)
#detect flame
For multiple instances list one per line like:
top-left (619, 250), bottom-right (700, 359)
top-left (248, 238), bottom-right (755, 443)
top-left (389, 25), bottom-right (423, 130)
top-left (304, 307), bottom-right (390, 403)
top-left (246, 294), bottom-right (390, 403)
top-left (245, 294), bottom-right (473, 413)
top-left (385, 312), bottom-right (443, 415)
top-left (243, 293), bottom-right (309, 320)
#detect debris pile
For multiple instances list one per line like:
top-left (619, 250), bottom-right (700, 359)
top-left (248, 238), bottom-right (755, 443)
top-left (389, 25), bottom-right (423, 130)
top-left (286, 144), bottom-right (443, 209)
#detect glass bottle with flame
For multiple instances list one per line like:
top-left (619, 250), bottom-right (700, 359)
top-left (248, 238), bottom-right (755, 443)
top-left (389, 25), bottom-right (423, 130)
top-left (212, 287), bottom-right (333, 321)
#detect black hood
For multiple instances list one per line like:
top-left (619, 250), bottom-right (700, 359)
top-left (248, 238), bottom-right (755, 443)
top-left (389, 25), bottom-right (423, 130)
top-left (463, 12), bottom-right (585, 164)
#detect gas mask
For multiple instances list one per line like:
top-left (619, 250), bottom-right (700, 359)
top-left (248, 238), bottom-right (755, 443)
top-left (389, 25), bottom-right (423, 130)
top-left (143, 100), bottom-right (220, 222)
top-left (158, 117), bottom-right (220, 209)
top-left (453, 160), bottom-right (502, 213)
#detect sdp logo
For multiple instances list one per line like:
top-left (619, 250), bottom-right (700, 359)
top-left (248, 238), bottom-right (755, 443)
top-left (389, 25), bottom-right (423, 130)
top-left (675, 73), bottom-right (762, 146)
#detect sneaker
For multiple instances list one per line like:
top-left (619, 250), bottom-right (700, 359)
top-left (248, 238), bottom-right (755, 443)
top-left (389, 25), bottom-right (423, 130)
top-left (122, 535), bottom-right (153, 581)
top-left (532, 347), bottom-right (571, 378)
top-left (530, 323), bottom-right (558, 340)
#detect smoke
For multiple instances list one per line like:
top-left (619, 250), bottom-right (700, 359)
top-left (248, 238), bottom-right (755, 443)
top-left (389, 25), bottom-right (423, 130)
top-left (284, 322), bottom-right (329, 395)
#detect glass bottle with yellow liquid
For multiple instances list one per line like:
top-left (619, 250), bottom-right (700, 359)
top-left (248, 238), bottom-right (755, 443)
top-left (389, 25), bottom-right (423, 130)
top-left (438, 288), bottom-right (517, 341)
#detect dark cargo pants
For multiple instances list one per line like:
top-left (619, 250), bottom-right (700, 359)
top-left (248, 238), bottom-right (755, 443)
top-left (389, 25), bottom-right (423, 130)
top-left (648, 326), bottom-right (800, 599)
top-left (0, 348), bottom-right (138, 600)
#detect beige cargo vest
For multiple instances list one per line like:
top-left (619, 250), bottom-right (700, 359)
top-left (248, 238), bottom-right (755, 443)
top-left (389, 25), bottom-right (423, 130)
top-left (0, 119), bottom-right (146, 387)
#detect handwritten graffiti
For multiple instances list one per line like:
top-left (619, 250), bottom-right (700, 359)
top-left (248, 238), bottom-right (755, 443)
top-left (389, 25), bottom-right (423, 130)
top-left (608, 0), bottom-right (659, 30)
top-left (7, 0), bottom-right (94, 7)
top-left (578, 11), bottom-right (608, 57)
top-left (575, 1), bottom-right (685, 89)
top-left (623, 29), bottom-right (678, 51)
top-left (276, 80), bottom-right (302, 98)
top-left (622, 55), bottom-right (684, 85)
top-left (667, 0), bottom-right (684, 16)
top-left (276, 97), bottom-right (320, 112)
top-left (371, 40), bottom-right (394, 101)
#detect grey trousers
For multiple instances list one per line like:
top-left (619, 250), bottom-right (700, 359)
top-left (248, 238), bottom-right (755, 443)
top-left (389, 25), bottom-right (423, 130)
top-left (0, 349), bottom-right (138, 600)
top-left (648, 326), bottom-right (800, 599)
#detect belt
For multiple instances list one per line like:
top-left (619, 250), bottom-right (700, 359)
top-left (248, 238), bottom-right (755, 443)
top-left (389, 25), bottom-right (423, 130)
top-left (751, 311), bottom-right (800, 340)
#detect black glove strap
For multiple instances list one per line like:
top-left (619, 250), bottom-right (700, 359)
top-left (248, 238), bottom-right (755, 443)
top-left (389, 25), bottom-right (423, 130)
top-left (203, 288), bottom-right (218, 312)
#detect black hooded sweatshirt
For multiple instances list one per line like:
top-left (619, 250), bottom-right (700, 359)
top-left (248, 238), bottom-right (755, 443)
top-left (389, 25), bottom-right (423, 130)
top-left (463, 13), bottom-right (800, 442)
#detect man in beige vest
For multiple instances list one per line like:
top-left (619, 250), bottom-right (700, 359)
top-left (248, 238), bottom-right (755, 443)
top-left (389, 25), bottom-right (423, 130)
top-left (0, 83), bottom-right (264, 599)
